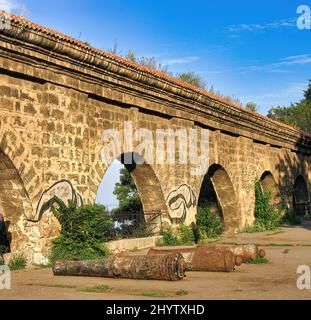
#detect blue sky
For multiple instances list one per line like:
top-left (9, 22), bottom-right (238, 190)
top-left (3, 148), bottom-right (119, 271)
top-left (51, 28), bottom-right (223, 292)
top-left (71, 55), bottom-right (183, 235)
top-left (4, 0), bottom-right (311, 207)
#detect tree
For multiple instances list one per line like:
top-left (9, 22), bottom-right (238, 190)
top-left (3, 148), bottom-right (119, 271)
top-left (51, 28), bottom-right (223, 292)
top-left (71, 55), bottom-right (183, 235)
top-left (176, 72), bottom-right (207, 90)
top-left (113, 168), bottom-right (142, 213)
top-left (267, 80), bottom-right (311, 133)
top-left (124, 49), bottom-right (167, 72)
top-left (125, 49), bottom-right (137, 62)
top-left (304, 80), bottom-right (311, 102)
top-left (245, 102), bottom-right (259, 113)
top-left (107, 40), bottom-right (121, 55)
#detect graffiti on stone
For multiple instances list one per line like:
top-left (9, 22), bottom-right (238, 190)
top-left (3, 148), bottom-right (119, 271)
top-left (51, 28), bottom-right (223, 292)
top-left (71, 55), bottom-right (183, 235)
top-left (35, 180), bottom-right (83, 221)
top-left (166, 184), bottom-right (197, 219)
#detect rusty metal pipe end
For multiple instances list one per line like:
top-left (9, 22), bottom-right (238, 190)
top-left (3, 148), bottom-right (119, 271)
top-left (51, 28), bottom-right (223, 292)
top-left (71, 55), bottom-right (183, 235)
top-left (185, 262), bottom-right (193, 271)
top-left (235, 255), bottom-right (243, 267)
top-left (258, 249), bottom-right (266, 258)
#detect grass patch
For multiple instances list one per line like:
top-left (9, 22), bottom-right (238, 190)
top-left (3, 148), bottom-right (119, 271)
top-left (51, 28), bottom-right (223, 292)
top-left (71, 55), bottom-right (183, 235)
top-left (247, 256), bottom-right (269, 265)
top-left (80, 284), bottom-right (111, 293)
top-left (266, 243), bottom-right (294, 247)
top-left (140, 292), bottom-right (170, 298)
top-left (48, 284), bottom-right (76, 289)
top-left (283, 249), bottom-right (290, 254)
top-left (26, 283), bottom-right (76, 289)
top-left (8, 254), bottom-right (27, 271)
top-left (176, 289), bottom-right (189, 296)
top-left (200, 238), bottom-right (221, 245)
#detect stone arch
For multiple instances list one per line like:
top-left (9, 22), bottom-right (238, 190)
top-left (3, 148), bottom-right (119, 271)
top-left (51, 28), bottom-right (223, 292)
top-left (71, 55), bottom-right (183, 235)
top-left (0, 149), bottom-right (33, 254)
top-left (293, 175), bottom-right (310, 216)
top-left (198, 164), bottom-right (239, 233)
top-left (98, 152), bottom-right (167, 234)
top-left (260, 171), bottom-right (281, 205)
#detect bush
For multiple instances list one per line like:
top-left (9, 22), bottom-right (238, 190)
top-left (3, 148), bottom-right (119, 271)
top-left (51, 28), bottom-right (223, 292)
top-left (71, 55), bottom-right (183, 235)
top-left (161, 223), bottom-right (195, 246)
top-left (196, 206), bottom-right (223, 240)
top-left (162, 226), bottom-right (182, 246)
top-left (8, 254), bottom-right (27, 270)
top-left (50, 198), bottom-right (112, 264)
top-left (244, 181), bottom-right (282, 233)
top-left (282, 208), bottom-right (303, 225)
top-left (0, 245), bottom-right (7, 256)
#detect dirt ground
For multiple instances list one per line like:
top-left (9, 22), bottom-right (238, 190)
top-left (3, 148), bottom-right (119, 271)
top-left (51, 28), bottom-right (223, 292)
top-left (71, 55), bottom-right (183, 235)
top-left (1, 223), bottom-right (311, 300)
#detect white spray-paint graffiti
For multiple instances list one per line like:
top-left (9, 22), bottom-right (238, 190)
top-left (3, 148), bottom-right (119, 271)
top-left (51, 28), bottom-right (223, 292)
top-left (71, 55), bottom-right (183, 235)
top-left (166, 184), bottom-right (197, 220)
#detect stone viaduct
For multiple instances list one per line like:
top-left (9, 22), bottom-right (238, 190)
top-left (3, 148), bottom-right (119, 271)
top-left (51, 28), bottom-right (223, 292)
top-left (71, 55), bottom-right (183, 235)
top-left (0, 13), bottom-right (311, 264)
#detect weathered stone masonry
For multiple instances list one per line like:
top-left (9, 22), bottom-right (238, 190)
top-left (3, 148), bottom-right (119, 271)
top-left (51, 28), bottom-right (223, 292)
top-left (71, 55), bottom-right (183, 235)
top-left (0, 13), bottom-right (310, 264)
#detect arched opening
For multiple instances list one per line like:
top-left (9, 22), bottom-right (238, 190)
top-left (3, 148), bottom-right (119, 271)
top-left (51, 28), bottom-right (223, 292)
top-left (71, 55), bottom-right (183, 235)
top-left (260, 171), bottom-right (281, 205)
top-left (293, 175), bottom-right (310, 216)
top-left (0, 150), bottom-right (32, 253)
top-left (198, 164), bottom-right (239, 233)
top-left (96, 152), bottom-right (166, 236)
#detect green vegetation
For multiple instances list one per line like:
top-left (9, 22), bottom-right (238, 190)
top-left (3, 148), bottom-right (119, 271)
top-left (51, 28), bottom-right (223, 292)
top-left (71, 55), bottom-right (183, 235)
top-left (80, 284), bottom-right (111, 293)
top-left (281, 209), bottom-right (303, 226)
top-left (113, 168), bottom-right (143, 214)
top-left (46, 284), bottom-right (76, 289)
top-left (176, 72), bottom-right (207, 89)
top-left (0, 245), bottom-right (8, 256)
top-left (267, 80), bottom-right (311, 132)
top-left (159, 223), bottom-right (195, 246)
top-left (176, 289), bottom-right (189, 296)
top-left (283, 249), bottom-right (290, 254)
top-left (158, 206), bottom-right (223, 246)
top-left (246, 256), bottom-right (269, 265)
top-left (112, 168), bottom-right (152, 238)
top-left (245, 102), bottom-right (259, 113)
top-left (195, 206), bottom-right (223, 240)
top-left (159, 226), bottom-right (180, 246)
top-left (26, 283), bottom-right (76, 289)
top-left (140, 292), bottom-right (170, 298)
top-left (178, 223), bottom-right (195, 244)
top-left (243, 181), bottom-right (282, 233)
top-left (266, 243), bottom-right (294, 247)
top-left (8, 254), bottom-right (27, 270)
top-left (50, 198), bottom-right (112, 264)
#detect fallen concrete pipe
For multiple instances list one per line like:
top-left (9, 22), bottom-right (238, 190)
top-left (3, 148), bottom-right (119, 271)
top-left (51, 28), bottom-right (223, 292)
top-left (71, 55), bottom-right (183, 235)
top-left (53, 253), bottom-right (187, 281)
top-left (148, 247), bottom-right (241, 272)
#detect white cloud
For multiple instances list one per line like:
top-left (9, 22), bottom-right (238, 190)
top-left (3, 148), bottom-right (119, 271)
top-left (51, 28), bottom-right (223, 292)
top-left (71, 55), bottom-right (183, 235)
top-left (227, 18), bottom-right (297, 33)
top-left (160, 56), bottom-right (199, 67)
top-left (0, 0), bottom-right (18, 11)
top-left (0, 1), bottom-right (29, 18)
top-left (240, 82), bottom-right (308, 108)
top-left (241, 54), bottom-right (311, 73)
